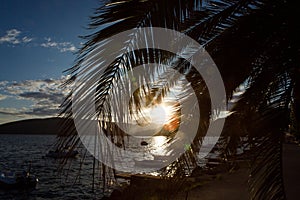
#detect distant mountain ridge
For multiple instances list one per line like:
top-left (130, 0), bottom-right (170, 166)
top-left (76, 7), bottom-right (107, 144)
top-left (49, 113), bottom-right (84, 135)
top-left (0, 117), bottom-right (74, 135)
top-left (0, 117), bottom-right (157, 136)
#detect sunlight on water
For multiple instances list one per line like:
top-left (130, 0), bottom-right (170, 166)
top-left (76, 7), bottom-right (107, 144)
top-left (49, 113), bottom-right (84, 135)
top-left (150, 136), bottom-right (169, 156)
top-left (152, 136), bottom-right (166, 147)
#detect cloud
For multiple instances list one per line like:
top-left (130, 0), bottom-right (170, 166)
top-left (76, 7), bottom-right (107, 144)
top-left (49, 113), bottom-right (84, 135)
top-left (0, 107), bottom-right (28, 116)
top-left (25, 107), bottom-right (59, 116)
top-left (22, 36), bottom-right (33, 43)
top-left (41, 37), bottom-right (77, 53)
top-left (0, 29), bottom-right (33, 45)
top-left (0, 76), bottom-right (72, 119)
top-left (0, 81), bottom-right (8, 88)
top-left (0, 30), bottom-right (76, 53)
top-left (19, 91), bottom-right (64, 105)
top-left (0, 94), bottom-right (7, 101)
top-left (0, 29), bottom-right (21, 44)
top-left (41, 37), bottom-right (58, 48)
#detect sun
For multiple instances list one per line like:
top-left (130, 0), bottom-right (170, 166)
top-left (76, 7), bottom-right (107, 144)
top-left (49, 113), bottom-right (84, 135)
top-left (148, 102), bottom-right (181, 133)
top-left (134, 101), bottom-right (181, 134)
top-left (148, 103), bottom-right (169, 125)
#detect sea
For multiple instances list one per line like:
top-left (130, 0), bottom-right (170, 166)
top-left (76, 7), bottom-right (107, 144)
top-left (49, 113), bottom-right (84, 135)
top-left (0, 134), bottom-right (215, 200)
top-left (0, 134), bottom-right (104, 200)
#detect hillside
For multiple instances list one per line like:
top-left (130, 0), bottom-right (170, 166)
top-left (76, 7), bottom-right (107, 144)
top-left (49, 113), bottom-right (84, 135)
top-left (0, 117), bottom-right (75, 135)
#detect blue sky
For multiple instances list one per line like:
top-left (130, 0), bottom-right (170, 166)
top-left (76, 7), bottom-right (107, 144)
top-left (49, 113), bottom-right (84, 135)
top-left (0, 0), bottom-right (102, 124)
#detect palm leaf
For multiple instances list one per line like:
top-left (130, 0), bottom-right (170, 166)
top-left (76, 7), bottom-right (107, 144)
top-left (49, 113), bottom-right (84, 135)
top-left (56, 0), bottom-right (300, 198)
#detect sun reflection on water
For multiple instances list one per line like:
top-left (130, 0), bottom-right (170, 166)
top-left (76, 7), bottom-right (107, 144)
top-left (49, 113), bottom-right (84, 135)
top-left (150, 136), bottom-right (169, 156)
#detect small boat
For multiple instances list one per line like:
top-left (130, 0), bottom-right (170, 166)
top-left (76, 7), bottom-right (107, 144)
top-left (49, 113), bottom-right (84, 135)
top-left (45, 149), bottom-right (79, 158)
top-left (0, 170), bottom-right (38, 189)
top-left (140, 141), bottom-right (149, 146)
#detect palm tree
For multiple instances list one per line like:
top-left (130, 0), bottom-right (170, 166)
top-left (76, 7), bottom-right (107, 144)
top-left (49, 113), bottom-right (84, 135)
top-left (57, 0), bottom-right (300, 199)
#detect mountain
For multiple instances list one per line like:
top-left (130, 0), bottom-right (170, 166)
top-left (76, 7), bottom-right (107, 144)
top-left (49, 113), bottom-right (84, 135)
top-left (0, 117), bottom-right (152, 136)
top-left (0, 117), bottom-right (74, 135)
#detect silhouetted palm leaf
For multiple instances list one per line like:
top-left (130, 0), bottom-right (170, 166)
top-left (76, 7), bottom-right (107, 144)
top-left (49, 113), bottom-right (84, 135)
top-left (56, 0), bottom-right (300, 199)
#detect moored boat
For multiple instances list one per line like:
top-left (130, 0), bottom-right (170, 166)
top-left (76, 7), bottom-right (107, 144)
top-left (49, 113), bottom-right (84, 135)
top-left (0, 170), bottom-right (38, 189)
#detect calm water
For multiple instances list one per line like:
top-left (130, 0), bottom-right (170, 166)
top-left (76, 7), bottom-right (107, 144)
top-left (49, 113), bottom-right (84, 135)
top-left (0, 134), bottom-right (104, 200)
top-left (0, 134), bottom-right (216, 199)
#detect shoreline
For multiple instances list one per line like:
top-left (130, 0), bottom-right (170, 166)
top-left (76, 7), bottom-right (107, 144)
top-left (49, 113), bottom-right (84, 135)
top-left (105, 142), bottom-right (300, 200)
top-left (105, 160), bottom-right (251, 200)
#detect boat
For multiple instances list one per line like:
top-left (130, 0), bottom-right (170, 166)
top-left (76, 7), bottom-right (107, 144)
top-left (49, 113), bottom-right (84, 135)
top-left (0, 169), bottom-right (38, 189)
top-left (140, 141), bottom-right (149, 146)
top-left (45, 149), bottom-right (79, 158)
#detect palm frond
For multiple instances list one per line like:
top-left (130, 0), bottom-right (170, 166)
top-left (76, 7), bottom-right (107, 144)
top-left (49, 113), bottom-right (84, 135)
top-left (55, 0), bottom-right (300, 198)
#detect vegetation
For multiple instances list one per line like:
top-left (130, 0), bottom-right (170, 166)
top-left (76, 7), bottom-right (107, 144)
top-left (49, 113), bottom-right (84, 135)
top-left (57, 0), bottom-right (300, 199)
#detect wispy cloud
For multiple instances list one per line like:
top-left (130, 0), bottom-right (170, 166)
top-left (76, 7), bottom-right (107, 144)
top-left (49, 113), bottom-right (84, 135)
top-left (0, 29), bottom-right (33, 45)
top-left (40, 37), bottom-right (57, 47)
top-left (41, 37), bottom-right (77, 53)
top-left (1, 29), bottom-right (77, 53)
top-left (22, 36), bottom-right (33, 43)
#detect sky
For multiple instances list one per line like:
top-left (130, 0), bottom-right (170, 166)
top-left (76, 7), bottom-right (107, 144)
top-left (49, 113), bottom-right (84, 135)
top-left (0, 0), bottom-right (102, 124)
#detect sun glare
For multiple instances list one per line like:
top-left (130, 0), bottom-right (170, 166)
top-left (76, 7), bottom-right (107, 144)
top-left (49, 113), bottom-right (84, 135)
top-left (134, 101), bottom-right (181, 136)
top-left (148, 103), bottom-right (178, 124)
top-left (149, 104), bottom-right (168, 125)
